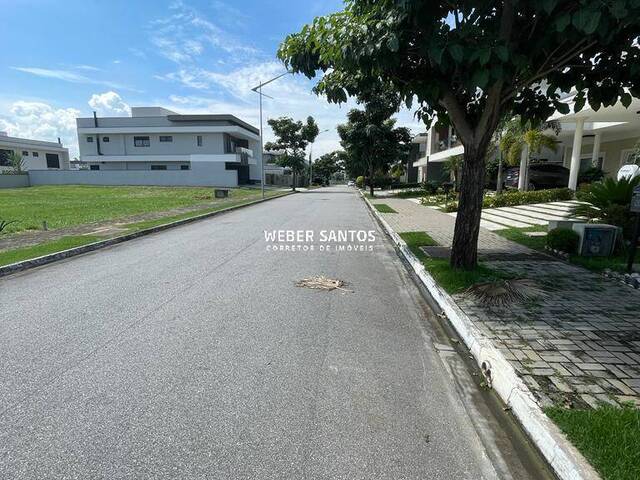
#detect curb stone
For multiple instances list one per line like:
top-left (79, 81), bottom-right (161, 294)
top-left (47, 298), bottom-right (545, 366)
top-left (362, 193), bottom-right (600, 480)
top-left (0, 191), bottom-right (294, 278)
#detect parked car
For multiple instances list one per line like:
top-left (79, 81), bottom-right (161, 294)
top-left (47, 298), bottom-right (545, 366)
top-left (504, 164), bottom-right (569, 190)
top-left (347, 180), bottom-right (355, 186)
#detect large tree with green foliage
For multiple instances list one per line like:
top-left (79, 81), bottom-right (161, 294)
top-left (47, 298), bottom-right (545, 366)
top-left (313, 151), bottom-right (344, 184)
top-left (265, 116), bottom-right (319, 191)
top-left (278, 0), bottom-right (640, 268)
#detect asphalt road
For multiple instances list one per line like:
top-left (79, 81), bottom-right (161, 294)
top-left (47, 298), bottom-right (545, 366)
top-left (0, 186), bottom-right (552, 479)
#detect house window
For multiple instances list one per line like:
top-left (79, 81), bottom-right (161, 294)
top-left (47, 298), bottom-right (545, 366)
top-left (151, 165), bottom-right (167, 170)
top-left (32, 152), bottom-right (39, 157)
top-left (102, 136), bottom-right (110, 142)
top-left (196, 135), bottom-right (203, 147)
top-left (45, 153), bottom-right (60, 168)
top-left (159, 135), bottom-right (173, 142)
top-left (22, 151), bottom-right (29, 156)
top-left (0, 149), bottom-right (10, 166)
top-left (134, 136), bottom-right (150, 147)
top-left (180, 164), bottom-right (190, 170)
top-left (87, 136), bottom-right (94, 143)
top-left (90, 165), bottom-right (100, 170)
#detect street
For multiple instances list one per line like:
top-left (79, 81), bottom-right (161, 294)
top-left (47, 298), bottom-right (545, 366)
top-left (0, 186), bottom-right (551, 479)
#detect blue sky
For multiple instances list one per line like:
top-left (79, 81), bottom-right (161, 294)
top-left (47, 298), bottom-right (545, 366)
top-left (0, 0), bottom-right (423, 157)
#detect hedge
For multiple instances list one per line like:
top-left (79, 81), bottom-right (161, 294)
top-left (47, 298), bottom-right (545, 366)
top-left (483, 188), bottom-right (574, 209)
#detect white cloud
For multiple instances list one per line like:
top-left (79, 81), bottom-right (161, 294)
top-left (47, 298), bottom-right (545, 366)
top-left (88, 91), bottom-right (131, 116)
top-left (0, 101), bottom-right (80, 157)
top-left (11, 66), bottom-right (135, 91)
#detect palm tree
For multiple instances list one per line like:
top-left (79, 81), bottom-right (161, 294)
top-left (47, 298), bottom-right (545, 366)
top-left (8, 151), bottom-right (25, 174)
top-left (443, 154), bottom-right (464, 192)
top-left (499, 118), bottom-right (561, 191)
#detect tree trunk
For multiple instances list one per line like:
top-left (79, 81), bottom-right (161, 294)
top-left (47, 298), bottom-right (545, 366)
top-left (292, 170), bottom-right (297, 191)
top-left (369, 162), bottom-right (374, 197)
top-left (450, 144), bottom-right (488, 270)
top-left (496, 151), bottom-right (503, 194)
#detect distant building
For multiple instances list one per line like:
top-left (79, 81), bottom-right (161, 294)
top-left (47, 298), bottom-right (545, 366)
top-left (0, 132), bottom-right (70, 172)
top-left (76, 107), bottom-right (262, 186)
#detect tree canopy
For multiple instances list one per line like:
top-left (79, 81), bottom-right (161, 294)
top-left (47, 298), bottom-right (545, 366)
top-left (313, 151), bottom-right (344, 183)
top-left (278, 0), bottom-right (640, 268)
top-left (265, 116), bottom-right (319, 190)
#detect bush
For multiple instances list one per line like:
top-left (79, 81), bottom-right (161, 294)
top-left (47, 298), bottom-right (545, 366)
top-left (355, 176), bottom-right (365, 188)
top-left (483, 188), bottom-right (574, 209)
top-left (578, 167), bottom-right (606, 184)
top-left (547, 228), bottom-right (579, 254)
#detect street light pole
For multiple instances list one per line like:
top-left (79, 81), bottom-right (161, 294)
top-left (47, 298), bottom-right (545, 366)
top-left (251, 71), bottom-right (292, 199)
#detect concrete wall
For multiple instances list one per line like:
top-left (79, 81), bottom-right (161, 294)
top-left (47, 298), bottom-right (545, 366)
top-left (0, 174), bottom-right (30, 188)
top-left (28, 161), bottom-right (238, 187)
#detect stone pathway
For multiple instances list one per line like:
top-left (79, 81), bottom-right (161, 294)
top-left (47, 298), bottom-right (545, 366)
top-left (371, 197), bottom-right (640, 408)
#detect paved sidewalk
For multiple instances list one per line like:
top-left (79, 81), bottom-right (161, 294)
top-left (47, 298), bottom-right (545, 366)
top-left (371, 197), bottom-right (640, 408)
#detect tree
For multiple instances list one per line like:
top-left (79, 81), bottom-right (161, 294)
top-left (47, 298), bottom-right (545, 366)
top-left (313, 151), bottom-right (343, 184)
top-left (499, 119), bottom-right (561, 190)
top-left (337, 87), bottom-right (412, 196)
top-left (278, 1), bottom-right (640, 269)
top-left (443, 155), bottom-right (464, 192)
top-left (265, 116), bottom-right (319, 191)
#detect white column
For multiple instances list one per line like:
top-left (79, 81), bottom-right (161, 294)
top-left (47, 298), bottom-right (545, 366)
top-left (518, 144), bottom-right (529, 190)
top-left (568, 118), bottom-right (586, 190)
top-left (591, 132), bottom-right (602, 168)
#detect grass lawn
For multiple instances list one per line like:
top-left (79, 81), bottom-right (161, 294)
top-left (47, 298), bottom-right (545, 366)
top-left (494, 225), bottom-right (630, 273)
top-left (0, 235), bottom-right (102, 267)
top-left (373, 203), bottom-right (398, 213)
top-left (399, 231), bottom-right (507, 294)
top-left (545, 405), bottom-right (640, 480)
top-left (0, 185), bottom-right (268, 234)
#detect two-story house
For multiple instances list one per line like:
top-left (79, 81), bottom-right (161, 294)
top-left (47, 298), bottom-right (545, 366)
top-left (0, 132), bottom-right (70, 172)
top-left (76, 107), bottom-right (262, 186)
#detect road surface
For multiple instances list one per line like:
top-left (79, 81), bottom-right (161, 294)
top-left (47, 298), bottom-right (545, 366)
top-left (0, 186), bottom-right (553, 479)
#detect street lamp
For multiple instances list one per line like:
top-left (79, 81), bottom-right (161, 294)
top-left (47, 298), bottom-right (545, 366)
top-left (309, 128), bottom-right (330, 185)
top-left (251, 71), bottom-right (292, 199)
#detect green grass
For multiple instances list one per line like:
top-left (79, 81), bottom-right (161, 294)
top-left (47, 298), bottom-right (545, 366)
top-left (399, 231), bottom-right (507, 294)
top-left (495, 225), bottom-right (630, 273)
top-left (373, 203), bottom-right (398, 213)
top-left (0, 235), bottom-right (102, 267)
top-left (0, 185), bottom-right (267, 234)
top-left (545, 405), bottom-right (640, 480)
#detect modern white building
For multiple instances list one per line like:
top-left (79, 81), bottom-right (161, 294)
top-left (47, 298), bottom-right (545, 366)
top-left (76, 107), bottom-right (262, 186)
top-left (413, 95), bottom-right (640, 189)
top-left (0, 132), bottom-right (70, 172)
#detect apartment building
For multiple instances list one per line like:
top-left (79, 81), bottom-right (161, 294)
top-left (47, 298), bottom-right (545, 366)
top-left (76, 107), bottom-right (262, 186)
top-left (0, 132), bottom-right (70, 172)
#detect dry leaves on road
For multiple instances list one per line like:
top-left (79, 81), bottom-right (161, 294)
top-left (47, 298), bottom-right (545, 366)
top-left (295, 276), bottom-right (352, 293)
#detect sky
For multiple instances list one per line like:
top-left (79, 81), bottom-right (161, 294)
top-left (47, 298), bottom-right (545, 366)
top-left (0, 0), bottom-right (425, 159)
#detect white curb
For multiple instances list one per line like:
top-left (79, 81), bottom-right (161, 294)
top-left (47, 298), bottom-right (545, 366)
top-left (363, 194), bottom-right (600, 480)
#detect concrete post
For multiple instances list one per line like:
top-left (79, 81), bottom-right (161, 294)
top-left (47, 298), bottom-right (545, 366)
top-left (518, 144), bottom-right (529, 191)
top-left (591, 132), bottom-right (602, 168)
top-left (568, 118), bottom-right (586, 190)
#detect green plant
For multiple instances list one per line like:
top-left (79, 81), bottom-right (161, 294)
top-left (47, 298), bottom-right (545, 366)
top-left (547, 228), bottom-right (580, 254)
top-left (578, 167), bottom-right (606, 184)
top-left (570, 176), bottom-right (640, 239)
top-left (0, 220), bottom-right (18, 233)
top-left (355, 176), bottom-right (365, 188)
top-left (483, 188), bottom-right (573, 209)
top-left (373, 203), bottom-right (397, 213)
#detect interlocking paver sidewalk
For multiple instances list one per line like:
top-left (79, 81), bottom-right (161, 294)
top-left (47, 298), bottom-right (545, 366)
top-left (372, 197), bottom-right (640, 408)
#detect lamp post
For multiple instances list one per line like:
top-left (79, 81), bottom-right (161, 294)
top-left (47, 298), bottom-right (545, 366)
top-left (251, 71), bottom-right (292, 199)
top-left (309, 128), bottom-right (330, 186)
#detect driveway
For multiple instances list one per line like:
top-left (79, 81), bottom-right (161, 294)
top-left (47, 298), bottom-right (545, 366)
top-left (0, 186), bottom-right (551, 479)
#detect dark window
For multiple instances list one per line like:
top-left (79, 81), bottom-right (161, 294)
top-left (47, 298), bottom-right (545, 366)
top-left (180, 164), bottom-right (190, 170)
top-left (151, 165), bottom-right (167, 170)
top-left (159, 135), bottom-right (173, 142)
top-left (196, 135), bottom-right (203, 147)
top-left (87, 136), bottom-right (94, 143)
top-left (102, 136), bottom-right (110, 142)
top-left (32, 152), bottom-right (39, 157)
top-left (22, 151), bottom-right (29, 156)
top-left (134, 136), bottom-right (150, 147)
top-left (90, 165), bottom-right (100, 170)
top-left (45, 153), bottom-right (60, 168)
top-left (0, 149), bottom-right (11, 166)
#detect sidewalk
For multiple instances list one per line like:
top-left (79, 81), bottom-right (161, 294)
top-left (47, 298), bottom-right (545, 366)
top-left (371, 197), bottom-right (640, 408)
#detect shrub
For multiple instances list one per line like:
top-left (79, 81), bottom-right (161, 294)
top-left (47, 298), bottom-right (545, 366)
top-left (355, 176), bottom-right (365, 188)
top-left (483, 188), bottom-right (574, 209)
top-left (571, 176), bottom-right (640, 239)
top-left (547, 228), bottom-right (579, 254)
top-left (578, 167), bottom-right (606, 184)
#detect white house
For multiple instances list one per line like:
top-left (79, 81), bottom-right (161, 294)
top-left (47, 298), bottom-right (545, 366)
top-left (76, 107), bottom-right (262, 186)
top-left (413, 95), bottom-right (640, 189)
top-left (0, 132), bottom-right (70, 172)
